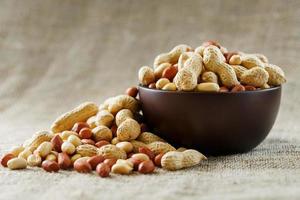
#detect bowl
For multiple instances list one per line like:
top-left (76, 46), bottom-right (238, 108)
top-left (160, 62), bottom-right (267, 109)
top-left (138, 86), bottom-right (282, 156)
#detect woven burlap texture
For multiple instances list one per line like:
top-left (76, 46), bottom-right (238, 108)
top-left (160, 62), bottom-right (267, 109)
top-left (0, 0), bottom-right (299, 199)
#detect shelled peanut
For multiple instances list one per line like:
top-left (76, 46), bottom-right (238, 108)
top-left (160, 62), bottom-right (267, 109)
top-left (1, 97), bottom-right (206, 177)
top-left (138, 41), bottom-right (286, 92)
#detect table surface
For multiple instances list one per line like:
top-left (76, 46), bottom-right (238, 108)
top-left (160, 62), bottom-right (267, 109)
top-left (0, 0), bottom-right (299, 199)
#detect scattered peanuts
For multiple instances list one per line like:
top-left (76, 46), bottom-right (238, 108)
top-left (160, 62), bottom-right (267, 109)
top-left (3, 40), bottom-right (287, 178)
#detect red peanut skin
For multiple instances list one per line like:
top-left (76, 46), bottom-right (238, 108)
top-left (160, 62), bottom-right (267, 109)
top-left (1, 153), bottom-right (15, 167)
top-left (51, 135), bottom-right (63, 152)
top-left (138, 160), bottom-right (155, 174)
top-left (42, 160), bottom-right (60, 172)
top-left (58, 152), bottom-right (72, 169)
top-left (87, 155), bottom-right (105, 170)
top-left (74, 159), bottom-right (92, 173)
top-left (72, 122), bottom-right (90, 133)
top-left (96, 163), bottom-right (111, 177)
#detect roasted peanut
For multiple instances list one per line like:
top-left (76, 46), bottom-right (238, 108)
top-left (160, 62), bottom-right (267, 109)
top-left (115, 109), bottom-right (133, 126)
top-left (87, 155), bottom-right (105, 170)
top-left (58, 152), bottom-right (72, 169)
top-left (7, 157), bottom-right (27, 170)
top-left (73, 157), bottom-right (92, 173)
top-left (138, 160), bottom-right (155, 174)
top-left (138, 66), bottom-right (155, 86)
top-left (126, 87), bottom-right (139, 98)
top-left (92, 125), bottom-right (112, 142)
top-left (161, 149), bottom-right (206, 170)
top-left (51, 102), bottom-right (98, 133)
top-left (61, 141), bottom-right (76, 155)
top-left (96, 110), bottom-right (114, 127)
top-left (117, 118), bottom-right (141, 141)
top-left (96, 163), bottom-right (111, 177)
top-left (1, 153), bottom-right (15, 167)
top-left (27, 154), bottom-right (42, 167)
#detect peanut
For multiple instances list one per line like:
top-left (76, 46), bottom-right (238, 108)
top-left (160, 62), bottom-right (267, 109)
top-left (130, 140), bottom-right (148, 153)
top-left (95, 140), bottom-right (110, 148)
top-left (162, 83), bottom-right (177, 91)
top-left (115, 109), bottom-right (133, 126)
top-left (195, 83), bottom-right (220, 92)
top-left (51, 102), bottom-right (98, 133)
top-left (87, 155), bottom-right (105, 170)
top-left (162, 65), bottom-right (178, 81)
top-left (153, 44), bottom-right (192, 68)
top-left (201, 71), bottom-right (218, 84)
top-left (86, 116), bottom-right (97, 129)
top-left (61, 141), bottom-right (76, 155)
top-left (71, 154), bottom-right (82, 163)
top-left (1, 153), bottom-right (15, 167)
top-left (96, 163), bottom-right (110, 177)
top-left (161, 149), bottom-right (206, 170)
top-left (241, 54), bottom-right (265, 69)
top-left (72, 122), bottom-right (90, 133)
top-left (194, 45), bottom-right (205, 57)
top-left (137, 132), bottom-right (164, 144)
top-left (138, 160), bottom-right (155, 174)
top-left (154, 153), bottom-right (164, 167)
top-left (138, 66), bottom-right (155, 86)
top-left (73, 157), bottom-right (92, 173)
top-left (27, 154), bottom-right (42, 167)
top-left (231, 85), bottom-right (246, 92)
top-left (111, 137), bottom-right (120, 145)
top-left (107, 95), bottom-right (140, 115)
top-left (7, 158), bottom-right (27, 170)
top-left (116, 142), bottom-right (133, 153)
top-left (92, 125), bottom-right (112, 142)
top-left (103, 158), bottom-right (117, 168)
top-left (111, 159), bottom-right (133, 174)
top-left (147, 141), bottom-right (176, 155)
top-left (58, 152), bottom-right (72, 169)
top-left (178, 52), bottom-right (203, 77)
top-left (131, 153), bottom-right (150, 162)
top-left (264, 64), bottom-right (286, 86)
top-left (36, 141), bottom-right (53, 158)
top-left (51, 135), bottom-right (63, 152)
top-left (231, 65), bottom-right (247, 80)
top-left (67, 135), bottom-right (82, 147)
top-left (98, 144), bottom-right (127, 160)
top-left (156, 78), bottom-right (170, 89)
top-left (96, 110), bottom-right (114, 127)
top-left (42, 160), bottom-right (59, 172)
top-left (240, 67), bottom-right (269, 87)
top-left (148, 83), bottom-right (156, 89)
top-left (203, 46), bottom-right (239, 87)
top-left (81, 139), bottom-right (95, 145)
top-left (76, 144), bottom-right (98, 157)
top-left (117, 118), bottom-right (141, 141)
top-left (45, 153), bottom-right (57, 162)
top-left (79, 128), bottom-right (92, 139)
top-left (138, 147), bottom-right (155, 160)
top-left (173, 68), bottom-right (198, 91)
top-left (154, 63), bottom-right (172, 80)
top-left (126, 87), bottom-right (138, 98)
top-left (60, 131), bottom-right (78, 140)
top-left (229, 54), bottom-right (242, 65)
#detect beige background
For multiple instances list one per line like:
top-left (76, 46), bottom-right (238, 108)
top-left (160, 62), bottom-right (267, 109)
top-left (0, 0), bottom-right (299, 199)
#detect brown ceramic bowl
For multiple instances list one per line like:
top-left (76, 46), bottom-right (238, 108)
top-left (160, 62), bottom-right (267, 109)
top-left (138, 86), bottom-right (282, 156)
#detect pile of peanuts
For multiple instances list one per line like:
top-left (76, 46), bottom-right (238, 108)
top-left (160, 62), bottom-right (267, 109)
top-left (1, 93), bottom-right (206, 177)
top-left (138, 41), bottom-right (286, 92)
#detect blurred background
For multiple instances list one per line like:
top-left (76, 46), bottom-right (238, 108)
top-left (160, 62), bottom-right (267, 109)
top-left (0, 0), bottom-right (299, 199)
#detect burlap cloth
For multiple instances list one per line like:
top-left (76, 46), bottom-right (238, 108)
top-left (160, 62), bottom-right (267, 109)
top-left (0, 0), bottom-right (299, 199)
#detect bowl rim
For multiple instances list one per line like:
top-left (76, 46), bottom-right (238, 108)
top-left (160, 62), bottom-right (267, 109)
top-left (138, 85), bottom-right (282, 95)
